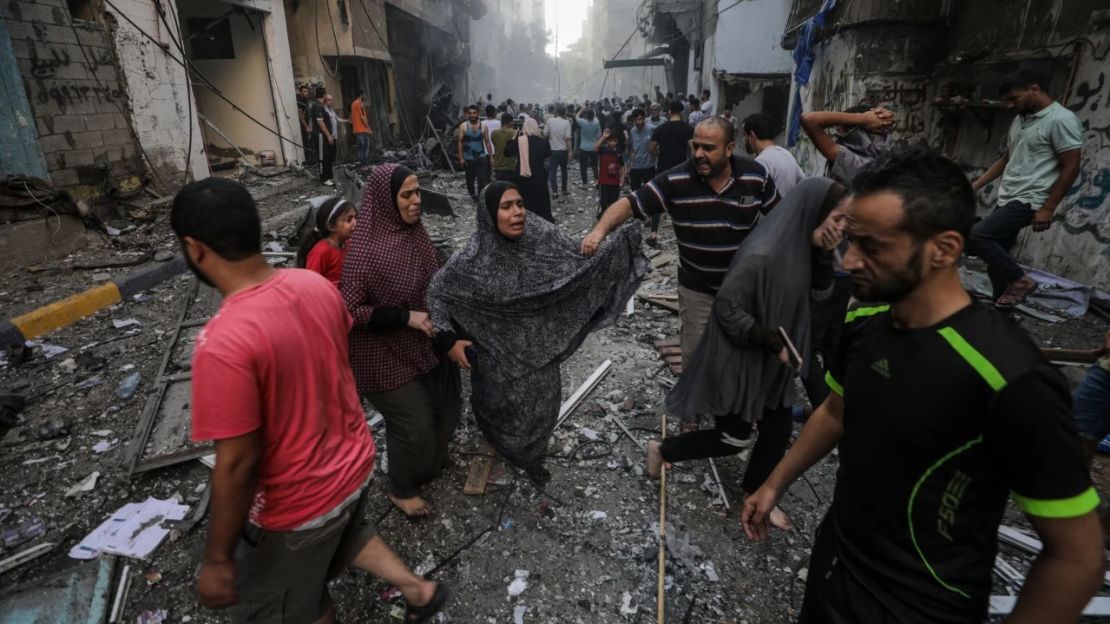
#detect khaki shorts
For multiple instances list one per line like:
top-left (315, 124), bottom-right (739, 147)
top-left (229, 488), bottom-right (376, 623)
top-left (678, 285), bottom-right (714, 362)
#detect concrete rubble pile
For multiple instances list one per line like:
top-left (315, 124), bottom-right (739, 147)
top-left (1, 167), bottom-right (1108, 623)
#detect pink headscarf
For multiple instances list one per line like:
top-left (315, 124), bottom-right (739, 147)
top-left (517, 117), bottom-right (542, 178)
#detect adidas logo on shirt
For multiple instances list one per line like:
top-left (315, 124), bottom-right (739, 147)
top-left (871, 358), bottom-right (891, 378)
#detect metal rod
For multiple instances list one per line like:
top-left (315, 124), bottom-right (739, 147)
top-left (657, 408), bottom-right (667, 623)
top-left (708, 457), bottom-right (730, 510)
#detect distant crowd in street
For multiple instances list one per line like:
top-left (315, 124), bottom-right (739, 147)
top-left (172, 69), bottom-right (1107, 624)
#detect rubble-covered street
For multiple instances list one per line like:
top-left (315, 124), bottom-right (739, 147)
top-left (2, 166), bottom-right (1108, 623)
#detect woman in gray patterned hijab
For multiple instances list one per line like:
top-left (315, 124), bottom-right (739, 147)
top-left (427, 181), bottom-right (649, 483)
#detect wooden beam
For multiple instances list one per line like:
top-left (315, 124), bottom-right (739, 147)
top-left (463, 439), bottom-right (496, 496)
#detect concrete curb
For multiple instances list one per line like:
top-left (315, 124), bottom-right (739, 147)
top-left (0, 180), bottom-right (319, 349)
top-left (2, 261), bottom-right (185, 348)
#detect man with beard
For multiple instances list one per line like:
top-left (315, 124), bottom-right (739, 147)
top-left (966, 70), bottom-right (1082, 308)
top-left (742, 147), bottom-right (1102, 624)
top-left (582, 117), bottom-right (779, 428)
top-left (172, 178), bottom-right (449, 623)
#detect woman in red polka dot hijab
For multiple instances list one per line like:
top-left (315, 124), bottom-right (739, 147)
top-left (340, 163), bottom-right (461, 518)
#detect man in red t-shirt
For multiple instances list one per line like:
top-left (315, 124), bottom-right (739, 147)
top-left (172, 178), bottom-right (447, 623)
top-left (351, 91), bottom-right (373, 170)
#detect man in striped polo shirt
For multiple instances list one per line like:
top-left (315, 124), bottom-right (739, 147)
top-left (582, 116), bottom-right (779, 427)
top-left (742, 147), bottom-right (1102, 623)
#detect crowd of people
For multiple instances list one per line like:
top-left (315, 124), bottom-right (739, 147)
top-left (176, 69), bottom-right (1108, 623)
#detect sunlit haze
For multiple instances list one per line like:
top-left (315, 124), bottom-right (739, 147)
top-left (545, 0), bottom-right (589, 56)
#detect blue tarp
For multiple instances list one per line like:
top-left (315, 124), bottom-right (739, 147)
top-left (787, 0), bottom-right (839, 147)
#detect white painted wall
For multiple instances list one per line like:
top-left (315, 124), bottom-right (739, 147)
top-left (712, 0), bottom-right (793, 76)
top-left (107, 0), bottom-right (210, 184)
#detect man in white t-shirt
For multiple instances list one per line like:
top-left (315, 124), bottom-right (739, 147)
top-left (481, 105), bottom-right (501, 155)
top-left (544, 106), bottom-right (573, 198)
top-left (741, 113), bottom-right (805, 197)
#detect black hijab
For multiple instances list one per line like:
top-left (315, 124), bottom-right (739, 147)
top-left (483, 180), bottom-right (516, 229)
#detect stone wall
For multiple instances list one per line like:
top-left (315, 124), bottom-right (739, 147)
top-left (5, 0), bottom-right (144, 195)
top-left (787, 2), bottom-right (1110, 290)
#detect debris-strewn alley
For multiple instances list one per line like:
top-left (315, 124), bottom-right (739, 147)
top-left (4, 0), bottom-right (1110, 623)
top-left (1, 165), bottom-right (1108, 622)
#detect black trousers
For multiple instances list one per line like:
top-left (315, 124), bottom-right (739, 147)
top-left (578, 149), bottom-right (598, 185)
top-left (465, 156), bottom-right (491, 199)
top-left (302, 129), bottom-right (316, 164)
top-left (802, 276), bottom-right (853, 407)
top-left (317, 134), bottom-right (336, 182)
top-left (659, 406), bottom-right (792, 494)
top-left (598, 184), bottom-right (621, 218)
top-left (964, 200), bottom-right (1034, 298)
top-left (629, 167), bottom-right (658, 232)
top-left (798, 516), bottom-right (903, 624)
top-left (549, 150), bottom-right (569, 193)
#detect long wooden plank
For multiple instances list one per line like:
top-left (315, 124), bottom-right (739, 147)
top-left (638, 294), bottom-right (679, 314)
top-left (654, 338), bottom-right (680, 348)
top-left (463, 439), bottom-right (495, 496)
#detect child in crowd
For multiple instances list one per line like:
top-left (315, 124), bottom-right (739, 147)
top-left (595, 128), bottom-right (625, 219)
top-left (295, 197), bottom-right (356, 285)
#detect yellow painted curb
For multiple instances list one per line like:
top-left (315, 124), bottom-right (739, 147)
top-left (11, 282), bottom-right (123, 340)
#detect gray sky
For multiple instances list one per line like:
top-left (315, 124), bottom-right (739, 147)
top-left (545, 0), bottom-right (588, 56)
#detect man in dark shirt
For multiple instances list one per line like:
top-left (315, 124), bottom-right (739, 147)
top-left (742, 146), bottom-right (1103, 624)
top-left (308, 87), bottom-right (336, 186)
top-left (650, 100), bottom-right (694, 172)
top-left (642, 100), bottom-right (695, 247)
top-left (582, 117), bottom-right (778, 428)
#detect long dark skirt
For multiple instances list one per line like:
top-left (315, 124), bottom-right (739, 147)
top-left (366, 360), bottom-right (461, 498)
top-left (517, 170), bottom-right (554, 224)
top-left (470, 361), bottom-right (560, 469)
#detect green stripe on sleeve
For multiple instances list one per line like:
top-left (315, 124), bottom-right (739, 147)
top-left (825, 371), bottom-right (844, 396)
top-left (936, 327), bottom-right (1007, 391)
top-left (1013, 487), bottom-right (1100, 518)
top-left (844, 305), bottom-right (890, 323)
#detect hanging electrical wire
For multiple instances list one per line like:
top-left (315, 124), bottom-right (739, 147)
top-left (103, 0), bottom-right (306, 152)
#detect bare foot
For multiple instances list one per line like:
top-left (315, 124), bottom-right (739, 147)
top-left (646, 440), bottom-right (664, 479)
top-left (769, 506), bottom-right (794, 532)
top-left (389, 494), bottom-right (433, 518)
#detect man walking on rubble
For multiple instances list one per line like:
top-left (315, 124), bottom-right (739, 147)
top-left (457, 104), bottom-right (493, 201)
top-left (173, 177), bottom-right (449, 624)
top-left (743, 147), bottom-right (1103, 624)
top-left (966, 70), bottom-right (1082, 308)
top-left (582, 117), bottom-right (779, 429)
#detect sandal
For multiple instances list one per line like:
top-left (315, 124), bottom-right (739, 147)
top-left (405, 584), bottom-right (449, 623)
top-left (995, 276), bottom-right (1038, 309)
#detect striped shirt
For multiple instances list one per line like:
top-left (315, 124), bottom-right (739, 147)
top-left (628, 156), bottom-right (779, 294)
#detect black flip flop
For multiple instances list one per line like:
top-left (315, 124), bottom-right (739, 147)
top-left (405, 584), bottom-right (449, 623)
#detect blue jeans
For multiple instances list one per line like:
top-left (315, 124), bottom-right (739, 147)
top-left (1074, 365), bottom-right (1110, 442)
top-left (964, 200), bottom-right (1034, 299)
top-left (355, 133), bottom-right (370, 166)
top-left (549, 150), bottom-right (568, 193)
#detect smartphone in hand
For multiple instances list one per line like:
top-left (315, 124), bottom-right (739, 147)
top-left (777, 326), bottom-right (802, 370)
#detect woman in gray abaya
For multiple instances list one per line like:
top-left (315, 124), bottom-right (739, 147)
top-left (646, 177), bottom-right (846, 504)
top-left (427, 181), bottom-right (649, 484)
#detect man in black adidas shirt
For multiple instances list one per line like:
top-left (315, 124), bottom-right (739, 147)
top-left (742, 147), bottom-right (1103, 623)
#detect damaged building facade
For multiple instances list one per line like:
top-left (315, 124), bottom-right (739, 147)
top-left (1, 0), bottom-right (491, 199)
top-left (638, 0), bottom-right (794, 140)
top-left (285, 0), bottom-right (484, 153)
top-left (0, 0), bottom-right (301, 200)
top-left (782, 0), bottom-right (1110, 290)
